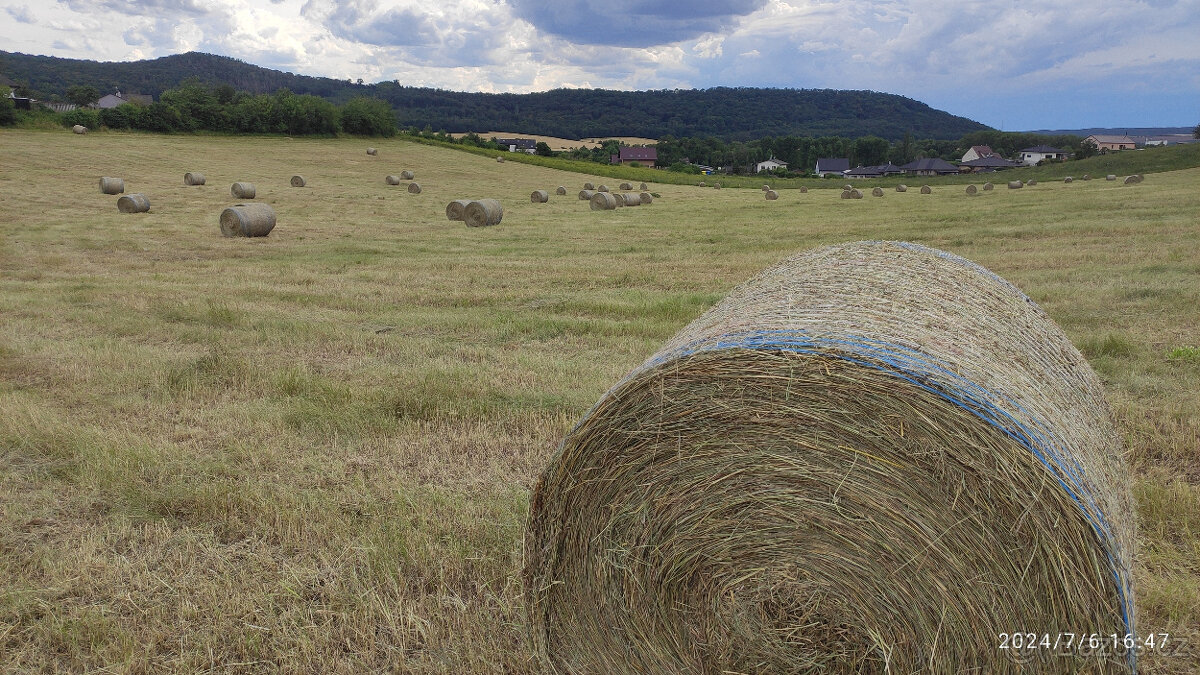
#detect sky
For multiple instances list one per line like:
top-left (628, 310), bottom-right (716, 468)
top-left (2, 0), bottom-right (1198, 132)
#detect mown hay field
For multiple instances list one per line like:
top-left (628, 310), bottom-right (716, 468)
top-left (1, 129), bottom-right (1198, 673)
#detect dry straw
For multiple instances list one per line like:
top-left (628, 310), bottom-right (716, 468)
top-left (531, 189), bottom-right (550, 203)
top-left (72, 124), bottom-right (87, 134)
top-left (446, 199), bottom-right (471, 221)
top-left (290, 175), bottom-right (306, 187)
top-left (896, 184), bottom-right (908, 192)
top-left (578, 189), bottom-right (596, 201)
top-left (983, 182), bottom-right (994, 191)
top-left (590, 192), bottom-right (619, 210)
top-left (841, 188), bottom-right (863, 199)
top-left (639, 192), bottom-right (653, 205)
top-left (184, 172), bottom-right (206, 186)
top-left (497, 156), bottom-right (506, 163)
top-left (920, 185), bottom-right (932, 194)
top-left (640, 182), bottom-right (648, 191)
top-left (99, 177), bottom-right (124, 195)
top-left (620, 192), bottom-right (641, 206)
top-left (583, 182), bottom-right (595, 190)
top-left (620, 182), bottom-right (633, 190)
top-left (116, 194), bottom-right (150, 213)
top-left (598, 185), bottom-right (610, 192)
top-left (464, 199), bottom-right (503, 227)
top-left (231, 182), bottom-right (256, 199)
top-left (220, 203), bottom-right (276, 237)
top-left (1106, 175), bottom-right (1117, 181)
top-left (966, 184), bottom-right (978, 195)
top-left (699, 181), bottom-right (707, 187)
top-left (765, 190), bottom-right (779, 200)
top-left (871, 187), bottom-right (884, 197)
top-left (401, 170), bottom-right (415, 180)
top-left (799, 186), bottom-right (808, 193)
top-left (524, 240), bottom-right (1136, 674)
top-left (556, 186), bottom-right (567, 195)
top-left (1064, 176), bottom-right (1074, 183)
top-left (714, 183), bottom-right (722, 189)
top-left (386, 175), bottom-right (401, 185)
top-left (1008, 180), bottom-right (1023, 189)
top-left (1028, 179), bottom-right (1038, 186)
top-left (366, 147), bottom-right (377, 156)
top-left (407, 182), bottom-right (422, 194)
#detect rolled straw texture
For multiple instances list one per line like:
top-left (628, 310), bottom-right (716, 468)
top-left (764, 190), bottom-right (778, 200)
top-left (713, 183), bottom-right (721, 189)
top-left (1028, 179), bottom-right (1038, 186)
top-left (531, 189), bottom-right (550, 203)
top-left (1106, 175), bottom-right (1117, 181)
top-left (408, 183), bottom-right (422, 194)
top-left (578, 190), bottom-right (596, 201)
top-left (99, 177), bottom-right (124, 195)
top-left (116, 194), bottom-right (150, 213)
top-left (639, 192), bottom-right (653, 205)
top-left (799, 186), bottom-right (808, 193)
top-left (464, 199), bottom-right (503, 227)
top-left (290, 175), bottom-right (306, 187)
top-left (983, 182), bottom-right (994, 191)
top-left (401, 170), bottom-right (415, 180)
top-left (920, 185), bottom-right (932, 194)
top-left (590, 192), bottom-right (619, 210)
top-left (184, 172), bottom-right (206, 186)
top-left (72, 125), bottom-right (87, 134)
top-left (1065, 176), bottom-right (1074, 183)
top-left (896, 184), bottom-right (907, 192)
top-left (525, 240), bottom-right (1136, 674)
top-left (871, 187), bottom-right (884, 197)
top-left (1008, 180), bottom-right (1023, 189)
top-left (597, 185), bottom-right (609, 192)
top-left (220, 203), bottom-right (276, 237)
top-left (446, 199), bottom-right (471, 221)
top-left (966, 184), bottom-right (978, 195)
top-left (556, 186), bottom-right (567, 195)
top-left (583, 182), bottom-right (595, 190)
top-left (639, 183), bottom-right (648, 191)
top-left (619, 192), bottom-right (641, 206)
top-left (386, 175), bottom-right (401, 185)
top-left (231, 182), bottom-right (256, 199)
top-left (366, 147), bottom-right (377, 155)
top-left (619, 182), bottom-right (633, 190)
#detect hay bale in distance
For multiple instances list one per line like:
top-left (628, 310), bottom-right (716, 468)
top-left (896, 184), bottom-right (908, 192)
top-left (220, 203), bottom-right (276, 237)
top-left (590, 192), bottom-right (619, 211)
top-left (407, 183), bottom-right (422, 194)
top-left (556, 186), bottom-right (567, 195)
top-left (290, 175), bottom-right (306, 188)
top-left (464, 199), bottom-right (503, 227)
top-left (639, 192), bottom-right (653, 205)
top-left (841, 188), bottom-right (863, 199)
top-left (1064, 176), bottom-right (1074, 183)
top-left (639, 183), bottom-right (648, 191)
top-left (72, 125), bottom-right (87, 134)
top-left (1106, 175), bottom-right (1117, 181)
top-left (184, 172), bottom-right (206, 186)
top-left (619, 193), bottom-right (641, 206)
top-left (496, 156), bottom-right (505, 163)
top-left (386, 175), bottom-right (401, 185)
top-left (116, 194), bottom-right (150, 213)
top-left (762, 184), bottom-right (771, 191)
top-left (583, 182), bottom-right (595, 190)
top-left (698, 181), bottom-right (707, 187)
top-left (843, 183), bottom-right (853, 191)
top-left (983, 182), bottom-right (994, 191)
top-left (401, 170), bottom-right (415, 180)
top-left (1083, 174), bottom-right (1091, 181)
top-left (524, 240), bottom-right (1135, 674)
top-left (531, 189), bottom-right (550, 203)
top-left (366, 147), bottom-right (377, 156)
top-left (920, 185), bottom-right (932, 194)
top-left (966, 184), bottom-right (978, 195)
top-left (578, 189), bottom-right (596, 201)
top-left (1027, 179), bottom-right (1038, 186)
top-left (619, 182), bottom-right (633, 191)
top-left (713, 183), bottom-right (721, 189)
top-left (765, 190), bottom-right (779, 200)
top-left (99, 177), bottom-right (125, 195)
top-left (446, 199), bottom-right (471, 221)
top-left (231, 182), bottom-right (256, 199)
top-left (1008, 180), bottom-right (1023, 189)
top-left (1123, 175), bottom-right (1139, 185)
top-left (872, 187), bottom-right (884, 197)
top-left (799, 186), bottom-right (808, 193)
top-left (598, 185), bottom-right (609, 192)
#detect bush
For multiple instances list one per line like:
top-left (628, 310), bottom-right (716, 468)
top-left (0, 96), bottom-right (15, 126)
top-left (339, 97), bottom-right (397, 137)
top-left (133, 102), bottom-right (183, 132)
top-left (99, 104), bottom-right (135, 130)
top-left (60, 108), bottom-right (102, 130)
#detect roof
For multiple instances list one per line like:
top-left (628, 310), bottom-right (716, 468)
top-left (619, 146), bottom-right (657, 161)
top-left (960, 156), bottom-right (1021, 168)
top-left (815, 157), bottom-right (850, 172)
top-left (846, 163), bottom-right (903, 176)
top-left (1086, 134), bottom-right (1135, 144)
top-left (1019, 145), bottom-right (1064, 154)
top-left (968, 145), bottom-right (995, 157)
top-left (900, 158), bottom-right (960, 172)
top-left (757, 157), bottom-right (787, 167)
top-left (496, 138), bottom-right (537, 149)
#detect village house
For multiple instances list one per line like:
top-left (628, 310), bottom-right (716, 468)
top-left (960, 145), bottom-right (997, 163)
top-left (844, 163), bottom-right (904, 179)
top-left (1084, 134), bottom-right (1136, 152)
top-left (96, 91), bottom-right (153, 108)
top-left (755, 157), bottom-right (788, 173)
top-left (610, 146), bottom-right (658, 168)
top-left (495, 138), bottom-right (537, 153)
top-left (814, 157), bottom-right (850, 177)
top-left (958, 155), bottom-right (1021, 173)
top-left (1018, 145), bottom-right (1068, 166)
top-left (900, 158), bottom-right (960, 176)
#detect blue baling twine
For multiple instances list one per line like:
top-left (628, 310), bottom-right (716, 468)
top-left (635, 327), bottom-right (1135, 665)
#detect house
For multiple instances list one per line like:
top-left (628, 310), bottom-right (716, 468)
top-left (1084, 134), bottom-right (1136, 152)
top-left (814, 157), bottom-right (850, 177)
top-left (1138, 134), bottom-right (1199, 146)
top-left (1018, 145), bottom-right (1067, 166)
top-left (845, 163), bottom-right (904, 179)
top-left (96, 91), bottom-right (153, 109)
top-left (961, 145), bottom-right (996, 163)
top-left (45, 102), bottom-right (78, 113)
top-left (611, 146), bottom-right (658, 168)
top-left (495, 138), bottom-right (537, 153)
top-left (755, 157), bottom-right (788, 173)
top-left (900, 158), bottom-right (960, 176)
top-left (958, 155), bottom-right (1021, 173)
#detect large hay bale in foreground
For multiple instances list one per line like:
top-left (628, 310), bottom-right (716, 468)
top-left (446, 199), bottom-right (471, 221)
top-left (184, 172), bottom-right (206, 186)
top-left (464, 199), bottom-right (503, 227)
top-left (531, 189), bottom-right (550, 203)
top-left (220, 203), bottom-right (275, 237)
top-left (99, 177), bottom-right (124, 195)
top-left (290, 175), bottom-right (306, 187)
top-left (525, 240), bottom-right (1136, 674)
top-left (116, 194), bottom-right (150, 213)
top-left (231, 182), bottom-right (256, 199)
top-left (966, 184), bottom-right (978, 195)
top-left (72, 124), bottom-right (88, 134)
top-left (590, 192), bottom-right (619, 210)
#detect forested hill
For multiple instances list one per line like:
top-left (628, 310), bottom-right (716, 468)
top-left (1, 50), bottom-right (988, 141)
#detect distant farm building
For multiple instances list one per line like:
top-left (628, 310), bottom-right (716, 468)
top-left (814, 157), bottom-right (850, 177)
top-left (96, 91), bottom-right (153, 108)
top-left (755, 157), bottom-right (788, 173)
top-left (1085, 135), bottom-right (1136, 152)
top-left (611, 146), bottom-right (658, 168)
top-left (496, 138), bottom-right (537, 153)
top-left (960, 145), bottom-right (997, 163)
top-left (959, 156), bottom-right (1021, 173)
top-left (1018, 145), bottom-right (1068, 166)
top-left (901, 158), bottom-right (961, 176)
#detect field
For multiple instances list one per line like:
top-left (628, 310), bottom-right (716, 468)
top-left (1, 129), bottom-right (1198, 673)
top-left (446, 132), bottom-right (658, 152)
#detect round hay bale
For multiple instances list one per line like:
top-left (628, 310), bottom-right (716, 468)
top-left (401, 170), bottom-right (415, 180)
top-left (220, 203), bottom-right (276, 237)
top-left (524, 240), bottom-right (1136, 674)
top-left (983, 182), bottom-right (994, 191)
top-left (1027, 179), bottom-right (1038, 186)
top-left (713, 183), bottom-right (721, 190)
top-left (598, 185), bottom-right (609, 193)
top-left (583, 182), bottom-right (595, 190)
top-left (765, 190), bottom-right (779, 200)
top-left (1135, 174), bottom-right (1145, 182)
top-left (896, 184), bottom-right (908, 192)
top-left (1123, 175), bottom-right (1138, 185)
top-left (99, 177), bottom-right (124, 195)
top-left (116, 193), bottom-right (150, 213)
top-left (290, 175), bottom-right (306, 188)
top-left (72, 124), bottom-right (87, 134)
top-left (762, 184), bottom-right (771, 191)
top-left (1064, 176), bottom-right (1074, 183)
top-left (446, 199), bottom-right (471, 221)
top-left (639, 192), bottom-right (653, 205)
top-left (386, 175), bottom-right (401, 185)
top-left (590, 192), bottom-right (619, 211)
top-left (871, 187), bottom-right (884, 197)
top-left (1008, 180), bottom-right (1023, 189)
top-left (578, 190), bottom-right (596, 201)
top-left (920, 185), bottom-right (932, 194)
top-left (464, 199), bottom-right (503, 227)
top-left (1083, 174), bottom-right (1091, 181)
top-left (699, 181), bottom-right (707, 187)
top-left (1106, 174), bottom-right (1117, 181)
top-left (843, 183), bottom-right (853, 191)
top-left (556, 186), bottom-right (567, 196)
top-left (966, 184), bottom-right (978, 195)
top-left (799, 186), bottom-right (808, 193)
top-left (231, 182), bottom-right (256, 199)
top-left (407, 182), bottom-right (422, 194)
top-left (639, 183), bottom-right (648, 191)
top-left (366, 147), bottom-right (377, 156)
top-left (619, 182), bottom-right (633, 191)
top-left (184, 172), bottom-right (206, 186)
top-left (620, 193), bottom-right (641, 206)
top-left (850, 188), bottom-right (863, 199)
top-left (531, 189), bottom-right (550, 203)
top-left (496, 156), bottom-right (505, 163)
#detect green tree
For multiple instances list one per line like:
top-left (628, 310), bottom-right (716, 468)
top-left (65, 85), bottom-right (100, 107)
top-left (339, 97), bottom-right (397, 136)
top-left (0, 96), bottom-right (16, 126)
top-left (535, 141), bottom-right (553, 157)
top-left (99, 104), bottom-right (134, 130)
top-left (1074, 138), bottom-right (1099, 160)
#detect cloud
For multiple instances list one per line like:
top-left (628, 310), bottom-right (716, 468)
top-left (6, 5), bottom-right (36, 23)
top-left (507, 0), bottom-right (767, 47)
top-left (62, 0), bottom-right (210, 16)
